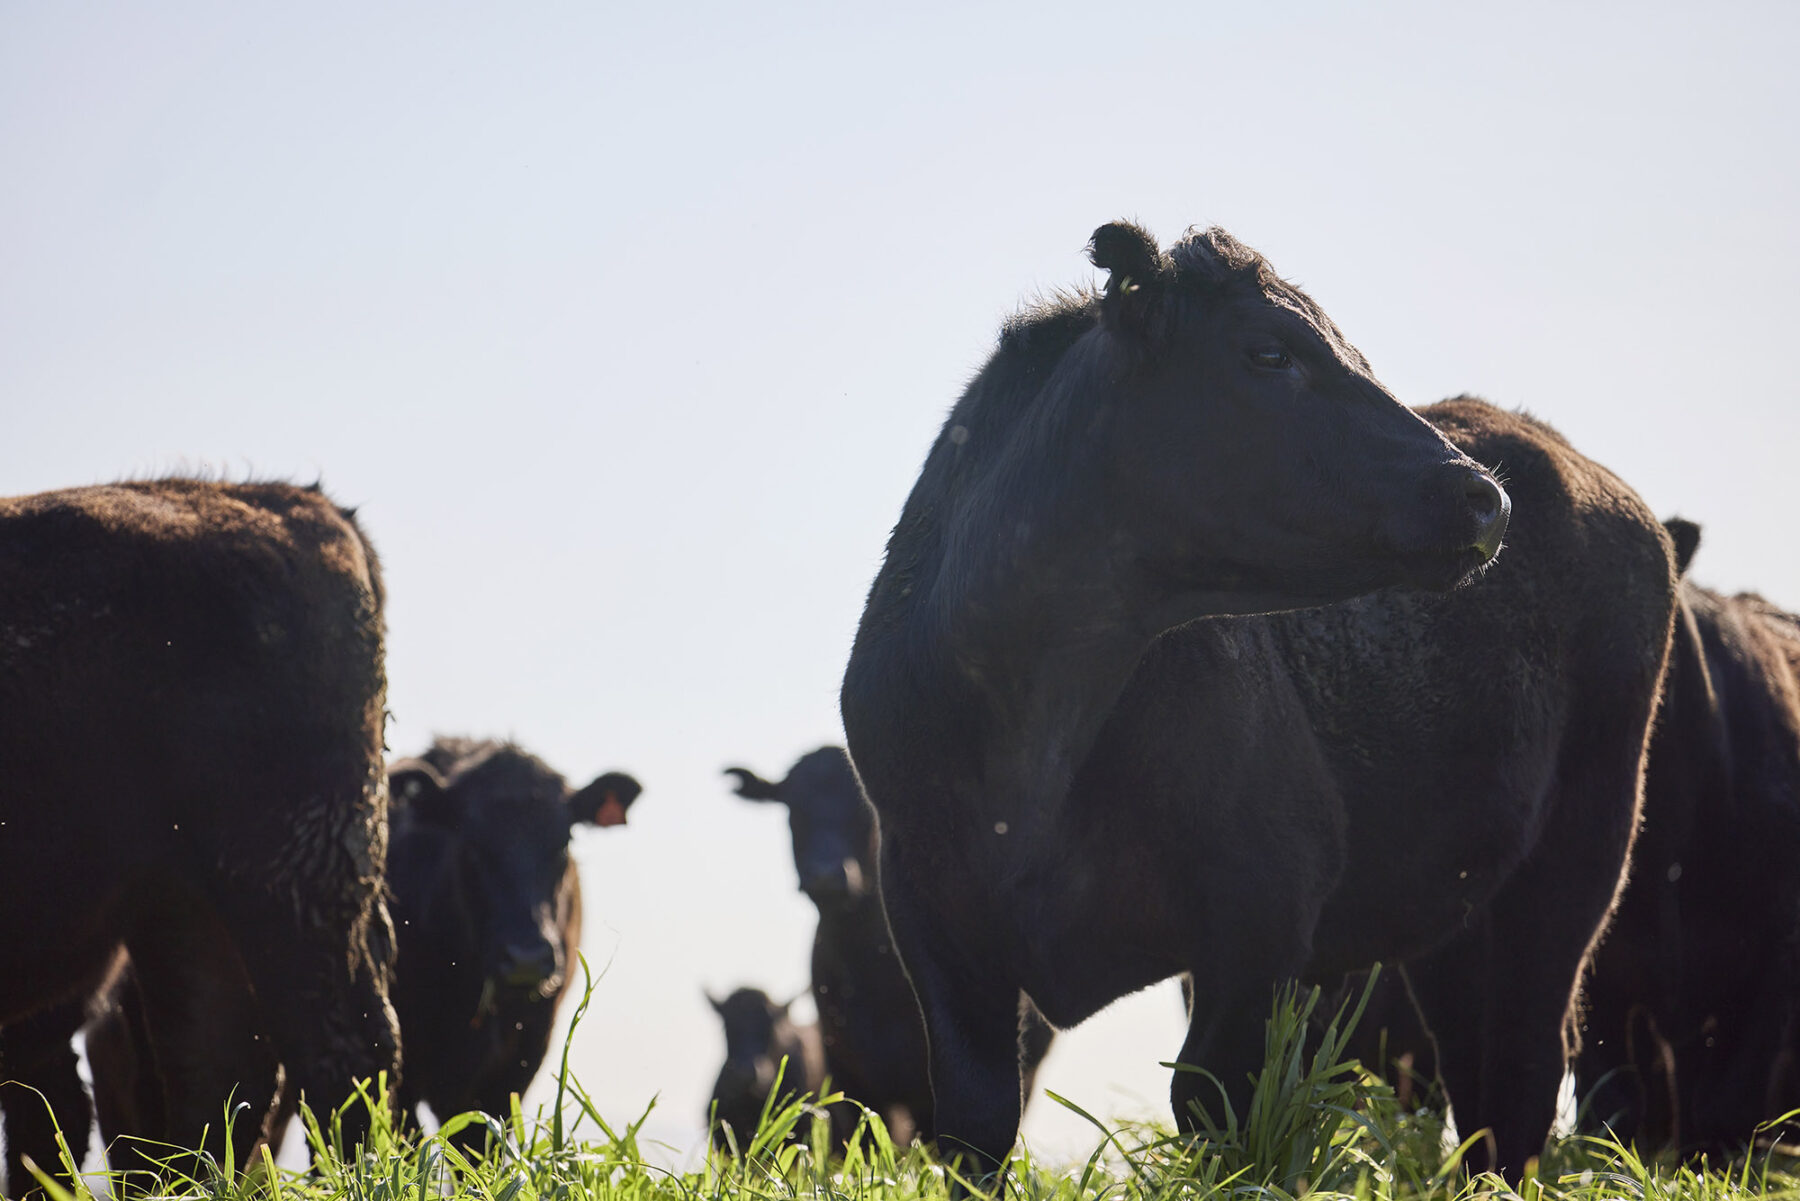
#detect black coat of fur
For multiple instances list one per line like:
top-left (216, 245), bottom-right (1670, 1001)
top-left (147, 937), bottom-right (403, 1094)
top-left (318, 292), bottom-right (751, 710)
top-left (1578, 536), bottom-right (1800, 1151)
top-left (841, 223), bottom-right (1673, 1180)
top-left (383, 738), bottom-right (640, 1142)
top-left (1348, 528), bottom-right (1800, 1156)
top-left (0, 480), bottom-right (398, 1192)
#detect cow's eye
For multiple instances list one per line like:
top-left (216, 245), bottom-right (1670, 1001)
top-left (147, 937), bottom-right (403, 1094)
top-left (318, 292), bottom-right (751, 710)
top-left (1248, 346), bottom-right (1292, 370)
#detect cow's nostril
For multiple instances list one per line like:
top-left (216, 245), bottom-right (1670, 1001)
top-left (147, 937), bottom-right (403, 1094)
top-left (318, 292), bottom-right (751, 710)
top-left (1464, 471), bottom-right (1502, 521)
top-left (1461, 470), bottom-right (1510, 559)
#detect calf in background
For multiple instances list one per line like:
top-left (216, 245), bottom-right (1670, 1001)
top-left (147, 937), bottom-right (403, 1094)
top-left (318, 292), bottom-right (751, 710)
top-left (705, 987), bottom-right (824, 1152)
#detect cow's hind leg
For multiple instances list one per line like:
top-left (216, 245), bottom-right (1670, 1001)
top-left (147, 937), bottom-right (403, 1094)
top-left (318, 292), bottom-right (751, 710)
top-left (877, 840), bottom-right (1025, 1185)
top-left (193, 746), bottom-right (399, 1159)
top-left (1409, 735), bottom-right (1648, 1179)
top-left (1, 1000), bottom-right (92, 1197)
top-left (219, 884), bottom-right (398, 1158)
top-left (1571, 962), bottom-right (1665, 1148)
top-left (86, 966), bottom-right (172, 1177)
top-left (118, 896), bottom-right (281, 1185)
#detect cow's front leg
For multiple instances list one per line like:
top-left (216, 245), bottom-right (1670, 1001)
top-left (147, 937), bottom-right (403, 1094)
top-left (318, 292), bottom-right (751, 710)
top-left (878, 837), bottom-right (1023, 1187)
top-left (1172, 951), bottom-right (1310, 1136)
top-left (1, 999), bottom-right (92, 1196)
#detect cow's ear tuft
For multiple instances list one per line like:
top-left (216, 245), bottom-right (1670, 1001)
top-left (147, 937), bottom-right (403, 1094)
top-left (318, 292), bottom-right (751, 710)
top-left (570, 770), bottom-right (642, 827)
top-left (389, 758), bottom-right (450, 822)
top-left (724, 767), bottom-right (783, 801)
top-left (1664, 517), bottom-right (1702, 577)
top-left (1088, 220), bottom-right (1171, 343)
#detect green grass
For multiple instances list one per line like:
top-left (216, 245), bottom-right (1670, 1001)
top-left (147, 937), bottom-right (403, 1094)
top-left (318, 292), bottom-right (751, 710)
top-left (17, 966), bottom-right (1800, 1201)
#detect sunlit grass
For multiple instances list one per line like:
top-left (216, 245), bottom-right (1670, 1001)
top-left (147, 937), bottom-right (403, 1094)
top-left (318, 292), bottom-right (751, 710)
top-left (14, 963), bottom-right (1799, 1201)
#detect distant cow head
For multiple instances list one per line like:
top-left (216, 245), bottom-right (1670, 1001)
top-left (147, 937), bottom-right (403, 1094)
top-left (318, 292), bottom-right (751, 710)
top-left (724, 746), bottom-right (872, 908)
top-left (705, 985), bottom-right (820, 1150)
top-left (707, 987), bottom-right (798, 1104)
top-left (389, 741), bottom-right (642, 1000)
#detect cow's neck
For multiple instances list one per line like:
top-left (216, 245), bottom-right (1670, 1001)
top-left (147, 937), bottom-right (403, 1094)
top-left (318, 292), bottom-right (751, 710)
top-left (903, 529), bottom-right (1318, 825)
top-left (855, 421), bottom-right (1284, 833)
top-left (903, 504), bottom-right (1168, 829)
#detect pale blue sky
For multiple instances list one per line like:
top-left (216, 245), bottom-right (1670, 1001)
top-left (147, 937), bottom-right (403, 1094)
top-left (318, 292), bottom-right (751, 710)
top-left (4, 0), bottom-right (1796, 1163)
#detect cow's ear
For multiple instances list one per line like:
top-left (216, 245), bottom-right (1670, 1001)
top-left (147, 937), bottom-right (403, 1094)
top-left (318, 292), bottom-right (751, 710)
top-left (1664, 517), bottom-right (1702, 577)
top-left (705, 989), bottom-right (726, 1015)
top-left (723, 767), bottom-right (782, 801)
top-left (388, 758), bottom-right (450, 822)
top-left (570, 771), bottom-right (641, 828)
top-left (1088, 221), bottom-right (1171, 344)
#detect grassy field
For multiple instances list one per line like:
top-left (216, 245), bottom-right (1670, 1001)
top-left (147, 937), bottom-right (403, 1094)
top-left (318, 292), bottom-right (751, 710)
top-left (18, 975), bottom-right (1799, 1201)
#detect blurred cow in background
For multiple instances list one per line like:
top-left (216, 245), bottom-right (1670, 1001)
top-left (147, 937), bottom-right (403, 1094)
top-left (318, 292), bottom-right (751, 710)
top-left (705, 987), bottom-right (824, 1152)
top-left (725, 747), bottom-right (1052, 1147)
top-left (383, 739), bottom-right (641, 1143)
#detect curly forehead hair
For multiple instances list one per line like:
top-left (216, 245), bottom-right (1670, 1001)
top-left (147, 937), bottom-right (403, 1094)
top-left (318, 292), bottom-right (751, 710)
top-left (1169, 225), bottom-right (1267, 280)
top-left (1168, 225), bottom-right (1366, 370)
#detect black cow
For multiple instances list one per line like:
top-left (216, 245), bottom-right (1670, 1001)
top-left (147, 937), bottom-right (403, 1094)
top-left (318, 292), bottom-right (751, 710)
top-left (1345, 522), bottom-right (1800, 1155)
top-left (840, 221), bottom-right (1676, 1181)
top-left (725, 747), bottom-right (1052, 1145)
top-left (706, 987), bottom-right (825, 1152)
top-left (382, 739), bottom-right (640, 1141)
top-left (1577, 522), bottom-right (1800, 1152)
top-left (0, 479), bottom-right (398, 1193)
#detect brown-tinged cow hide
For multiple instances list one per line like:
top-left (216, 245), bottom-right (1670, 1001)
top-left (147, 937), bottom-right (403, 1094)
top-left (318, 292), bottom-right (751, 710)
top-left (0, 479), bottom-right (398, 1194)
top-left (1345, 522), bottom-right (1800, 1156)
top-left (1579, 523), bottom-right (1800, 1151)
top-left (3, 739), bottom-right (641, 1175)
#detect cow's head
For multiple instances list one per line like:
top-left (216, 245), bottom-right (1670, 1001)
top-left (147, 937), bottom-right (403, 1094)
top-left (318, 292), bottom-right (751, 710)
top-left (389, 742), bottom-right (642, 1001)
top-left (724, 746), bottom-right (873, 909)
top-left (707, 987), bottom-right (799, 1104)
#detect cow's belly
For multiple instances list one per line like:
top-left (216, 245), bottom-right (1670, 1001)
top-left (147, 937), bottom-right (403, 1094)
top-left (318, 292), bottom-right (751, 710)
top-left (1009, 721), bottom-right (1561, 1026)
top-left (1303, 697), bottom-right (1566, 972)
top-left (0, 881), bottom-right (136, 1022)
